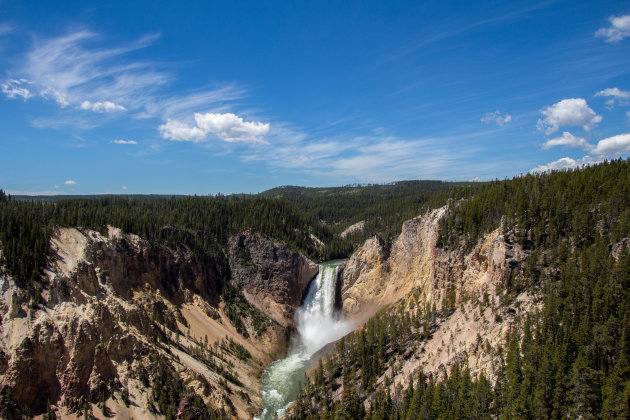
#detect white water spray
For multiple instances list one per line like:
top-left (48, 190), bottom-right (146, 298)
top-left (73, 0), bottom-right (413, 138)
top-left (256, 261), bottom-right (354, 419)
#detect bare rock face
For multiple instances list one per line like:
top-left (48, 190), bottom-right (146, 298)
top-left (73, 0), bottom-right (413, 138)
top-left (228, 232), bottom-right (319, 327)
top-left (336, 207), bottom-right (539, 398)
top-left (0, 226), bottom-right (247, 417)
top-left (340, 207), bottom-right (445, 319)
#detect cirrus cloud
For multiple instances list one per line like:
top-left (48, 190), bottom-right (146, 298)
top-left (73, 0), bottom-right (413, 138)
top-left (1, 79), bottom-right (32, 99)
top-left (536, 98), bottom-right (602, 135)
top-left (481, 110), bottom-right (512, 126)
top-left (159, 112), bottom-right (270, 144)
top-left (111, 139), bottom-right (137, 145)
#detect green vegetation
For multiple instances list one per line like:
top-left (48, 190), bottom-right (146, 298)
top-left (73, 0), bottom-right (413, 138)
top-left (0, 180), bottom-right (468, 293)
top-left (262, 180), bottom-right (474, 252)
top-left (291, 159), bottom-right (630, 419)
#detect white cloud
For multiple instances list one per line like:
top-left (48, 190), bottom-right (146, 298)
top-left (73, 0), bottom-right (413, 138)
top-left (591, 133), bottom-right (630, 156)
top-left (111, 139), bottom-right (137, 145)
top-left (596, 87), bottom-right (630, 100)
top-left (542, 131), bottom-right (593, 151)
top-left (531, 155), bottom-right (603, 174)
top-left (158, 119), bottom-right (207, 142)
top-left (534, 132), bottom-right (630, 174)
top-left (64, 179), bottom-right (77, 185)
top-left (532, 157), bottom-right (579, 173)
top-left (595, 87), bottom-right (630, 108)
top-left (481, 110), bottom-right (512, 126)
top-left (239, 122), bottom-right (478, 182)
top-left (80, 100), bottom-right (126, 113)
top-left (1, 79), bottom-right (31, 99)
top-left (122, 186), bottom-right (128, 190)
top-left (159, 112), bottom-right (270, 143)
top-left (537, 98), bottom-right (602, 135)
top-left (596, 14), bottom-right (630, 43)
top-left (2, 30), bottom-right (166, 110)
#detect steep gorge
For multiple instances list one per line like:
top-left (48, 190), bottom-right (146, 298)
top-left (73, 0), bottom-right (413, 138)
top-left (0, 226), bottom-right (318, 418)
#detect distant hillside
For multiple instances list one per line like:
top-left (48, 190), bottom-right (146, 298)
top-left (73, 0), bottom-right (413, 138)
top-left (262, 180), bottom-right (480, 249)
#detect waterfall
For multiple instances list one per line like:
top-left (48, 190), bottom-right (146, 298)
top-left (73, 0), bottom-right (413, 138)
top-left (256, 261), bottom-right (354, 420)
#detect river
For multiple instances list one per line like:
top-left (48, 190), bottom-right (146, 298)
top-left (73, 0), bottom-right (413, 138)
top-left (255, 260), bottom-right (355, 419)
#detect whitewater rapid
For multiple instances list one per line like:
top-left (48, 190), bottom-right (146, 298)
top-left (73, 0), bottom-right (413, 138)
top-left (256, 261), bottom-right (354, 419)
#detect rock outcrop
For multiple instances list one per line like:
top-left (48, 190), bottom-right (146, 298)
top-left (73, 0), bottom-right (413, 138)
top-left (0, 226), bottom-right (315, 418)
top-left (339, 206), bottom-right (445, 318)
top-left (228, 232), bottom-right (319, 327)
top-left (338, 206), bottom-right (536, 386)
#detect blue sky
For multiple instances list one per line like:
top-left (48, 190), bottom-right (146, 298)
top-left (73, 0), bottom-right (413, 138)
top-left (1, 0), bottom-right (630, 195)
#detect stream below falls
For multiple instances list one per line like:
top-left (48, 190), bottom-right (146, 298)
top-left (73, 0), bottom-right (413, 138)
top-left (255, 260), bottom-right (355, 419)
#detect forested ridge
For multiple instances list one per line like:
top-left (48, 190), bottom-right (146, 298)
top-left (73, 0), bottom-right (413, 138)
top-left (0, 180), bottom-right (468, 294)
top-left (291, 159), bottom-right (630, 419)
top-left (262, 180), bottom-right (474, 248)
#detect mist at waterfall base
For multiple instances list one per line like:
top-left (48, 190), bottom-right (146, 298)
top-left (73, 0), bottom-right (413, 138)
top-left (256, 261), bottom-right (355, 419)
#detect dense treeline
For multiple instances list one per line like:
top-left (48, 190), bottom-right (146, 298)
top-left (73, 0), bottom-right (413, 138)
top-left (0, 194), bottom-right (330, 290)
top-left (0, 180), bottom-right (469, 292)
top-left (438, 159), bottom-right (630, 252)
top-left (262, 180), bottom-right (474, 249)
top-left (291, 159), bottom-right (630, 419)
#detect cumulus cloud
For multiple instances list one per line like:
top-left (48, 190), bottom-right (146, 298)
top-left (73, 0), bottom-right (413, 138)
top-left (542, 131), bottom-right (593, 151)
top-left (591, 133), bottom-right (630, 156)
top-left (533, 133), bottom-right (630, 174)
top-left (80, 100), bottom-right (126, 113)
top-left (537, 98), bottom-right (602, 135)
top-left (1, 79), bottom-right (32, 99)
top-left (596, 14), bottom-right (630, 43)
top-left (481, 110), bottom-right (512, 126)
top-left (159, 112), bottom-right (270, 143)
top-left (122, 186), bottom-right (128, 190)
top-left (111, 139), bottom-right (137, 144)
top-left (596, 87), bottom-right (630, 108)
top-left (64, 180), bottom-right (77, 185)
top-left (532, 157), bottom-right (581, 173)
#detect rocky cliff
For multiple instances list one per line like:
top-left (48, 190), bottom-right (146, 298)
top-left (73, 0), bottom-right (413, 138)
top-left (228, 232), bottom-right (319, 328)
top-left (337, 206), bottom-right (536, 385)
top-left (0, 226), bottom-right (316, 418)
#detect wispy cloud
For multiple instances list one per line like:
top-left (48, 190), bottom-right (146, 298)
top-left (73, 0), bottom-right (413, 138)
top-left (0, 23), bottom-right (12, 37)
top-left (3, 28), bottom-right (247, 134)
top-left (5, 30), bottom-right (165, 109)
top-left (64, 179), bottom-right (77, 185)
top-left (111, 139), bottom-right (137, 145)
top-left (481, 110), bottom-right (512, 126)
top-left (596, 14), bottom-right (630, 43)
top-left (537, 98), bottom-right (601, 135)
top-left (239, 123), bottom-right (484, 182)
top-left (1, 79), bottom-right (32, 99)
